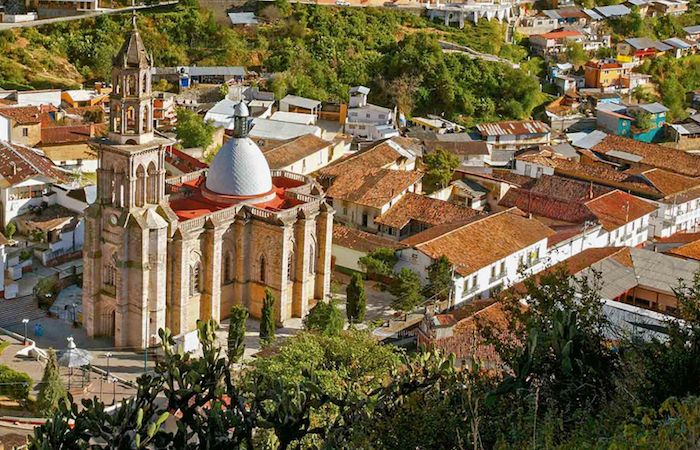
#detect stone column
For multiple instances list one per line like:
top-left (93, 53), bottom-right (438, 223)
top-left (201, 222), bottom-right (224, 324)
top-left (168, 231), bottom-right (190, 336)
top-left (315, 203), bottom-right (334, 300)
top-left (293, 210), bottom-right (317, 318)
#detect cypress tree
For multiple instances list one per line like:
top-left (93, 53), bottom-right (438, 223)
top-left (346, 273), bottom-right (367, 323)
top-left (259, 289), bottom-right (276, 344)
top-left (36, 348), bottom-right (66, 417)
top-left (227, 305), bottom-right (248, 364)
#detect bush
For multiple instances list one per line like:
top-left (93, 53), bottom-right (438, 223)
top-left (0, 365), bottom-right (32, 401)
top-left (304, 299), bottom-right (344, 336)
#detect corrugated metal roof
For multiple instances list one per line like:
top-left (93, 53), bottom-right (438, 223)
top-left (638, 102), bottom-right (669, 114)
top-left (476, 120), bottom-right (550, 137)
top-left (571, 130), bottom-right (608, 149)
top-left (594, 4), bottom-right (630, 17)
top-left (228, 12), bottom-right (258, 25)
top-left (684, 25), bottom-right (700, 34)
top-left (663, 37), bottom-right (692, 49)
top-left (280, 94), bottom-right (321, 110)
top-left (583, 8), bottom-right (603, 20)
top-left (606, 150), bottom-right (644, 163)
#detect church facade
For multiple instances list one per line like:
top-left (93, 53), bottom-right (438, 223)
top-left (82, 18), bottom-right (333, 349)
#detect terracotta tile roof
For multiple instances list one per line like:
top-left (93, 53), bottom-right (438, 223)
top-left (326, 168), bottom-right (423, 209)
top-left (319, 138), bottom-right (414, 177)
top-left (0, 141), bottom-right (70, 185)
top-left (332, 224), bottom-right (406, 253)
top-left (655, 231), bottom-right (700, 244)
top-left (40, 125), bottom-right (94, 145)
top-left (424, 140), bottom-right (489, 156)
top-left (668, 239), bottom-right (700, 261)
top-left (640, 168), bottom-right (700, 203)
top-left (584, 190), bottom-right (658, 231)
top-left (419, 300), bottom-right (514, 369)
top-left (477, 120), bottom-right (550, 137)
top-left (165, 147), bottom-right (208, 174)
top-left (0, 105), bottom-right (52, 124)
top-left (490, 169), bottom-right (533, 186)
top-left (374, 192), bottom-right (482, 229)
top-left (593, 135), bottom-right (700, 177)
top-left (536, 30), bottom-right (584, 39)
top-left (499, 175), bottom-right (611, 224)
top-left (263, 134), bottom-right (330, 169)
top-left (404, 208), bottom-right (555, 276)
top-left (549, 158), bottom-right (661, 198)
top-left (42, 145), bottom-right (96, 162)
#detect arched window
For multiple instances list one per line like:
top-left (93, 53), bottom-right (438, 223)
top-left (142, 105), bottom-right (150, 133)
top-left (259, 256), bottom-right (266, 283)
top-left (135, 164), bottom-right (146, 207)
top-left (309, 241), bottom-right (316, 275)
top-left (104, 254), bottom-right (117, 288)
top-left (112, 104), bottom-right (121, 133)
top-left (128, 75), bottom-right (136, 96)
top-left (287, 251), bottom-right (294, 282)
top-left (146, 161), bottom-right (157, 204)
top-left (222, 251), bottom-right (233, 284)
top-left (190, 262), bottom-right (202, 296)
top-left (126, 106), bottom-right (136, 133)
top-left (142, 73), bottom-right (148, 94)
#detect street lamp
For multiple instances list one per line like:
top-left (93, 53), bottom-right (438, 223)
top-left (105, 352), bottom-right (112, 379)
top-left (21, 319), bottom-right (29, 345)
top-left (71, 303), bottom-right (77, 325)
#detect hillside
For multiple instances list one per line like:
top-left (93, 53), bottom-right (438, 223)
top-left (0, 1), bottom-right (546, 124)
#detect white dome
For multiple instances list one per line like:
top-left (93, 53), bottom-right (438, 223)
top-left (205, 136), bottom-right (273, 198)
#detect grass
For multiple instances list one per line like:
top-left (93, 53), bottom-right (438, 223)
top-left (0, 340), bottom-right (11, 356)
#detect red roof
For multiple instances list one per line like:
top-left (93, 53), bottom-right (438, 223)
top-left (40, 125), bottom-right (94, 145)
top-left (536, 30), bottom-right (583, 39)
top-left (0, 141), bottom-right (69, 185)
top-left (584, 190), bottom-right (658, 231)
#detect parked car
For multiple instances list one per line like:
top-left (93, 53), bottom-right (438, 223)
top-left (336, 0), bottom-right (351, 5)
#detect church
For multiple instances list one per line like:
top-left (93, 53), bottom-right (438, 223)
top-left (82, 16), bottom-right (334, 349)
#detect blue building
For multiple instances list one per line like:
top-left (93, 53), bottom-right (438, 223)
top-left (596, 102), bottom-right (668, 143)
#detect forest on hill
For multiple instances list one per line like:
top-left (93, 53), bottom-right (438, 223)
top-left (0, 0), bottom-right (546, 125)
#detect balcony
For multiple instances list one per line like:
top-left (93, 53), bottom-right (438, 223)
top-left (489, 272), bottom-right (506, 284)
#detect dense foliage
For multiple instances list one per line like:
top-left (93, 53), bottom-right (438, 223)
top-left (227, 305), bottom-right (248, 364)
top-left (35, 349), bottom-right (67, 417)
top-left (303, 299), bottom-right (344, 336)
top-left (175, 108), bottom-right (216, 150)
top-left (346, 272), bottom-right (367, 324)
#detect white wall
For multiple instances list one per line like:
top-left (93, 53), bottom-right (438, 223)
top-left (332, 245), bottom-right (366, 272)
top-left (651, 199), bottom-right (700, 238)
top-left (514, 159), bottom-right (555, 178)
top-left (0, 117), bottom-right (10, 142)
top-left (0, 178), bottom-right (56, 226)
top-left (548, 225), bottom-right (609, 265)
top-left (606, 214), bottom-right (651, 247)
top-left (16, 91), bottom-right (61, 107)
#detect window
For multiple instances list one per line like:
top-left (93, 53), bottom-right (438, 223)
top-left (104, 256), bottom-right (117, 288)
top-left (259, 256), bottom-right (266, 283)
top-left (190, 263), bottom-right (202, 296)
top-left (223, 251), bottom-right (233, 284)
top-left (309, 243), bottom-right (316, 275)
top-left (287, 251), bottom-right (294, 281)
top-left (22, 128), bottom-right (28, 137)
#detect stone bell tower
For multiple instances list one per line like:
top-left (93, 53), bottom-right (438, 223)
top-left (82, 13), bottom-right (174, 350)
top-left (108, 12), bottom-right (154, 146)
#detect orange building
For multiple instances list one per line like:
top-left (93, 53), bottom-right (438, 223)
top-left (583, 59), bottom-right (629, 89)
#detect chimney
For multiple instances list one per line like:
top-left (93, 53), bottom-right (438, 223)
top-left (10, 162), bottom-right (16, 176)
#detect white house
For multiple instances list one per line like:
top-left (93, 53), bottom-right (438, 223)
top-left (477, 120), bottom-right (551, 167)
top-left (639, 168), bottom-right (700, 237)
top-left (396, 208), bottom-right (555, 305)
top-left (0, 141), bottom-right (70, 226)
top-left (279, 95), bottom-right (322, 116)
top-left (344, 86), bottom-right (399, 141)
top-left (263, 134), bottom-right (350, 175)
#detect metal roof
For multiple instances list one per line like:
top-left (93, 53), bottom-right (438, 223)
top-left (606, 150), bottom-right (644, 163)
top-left (188, 66), bottom-right (245, 77)
top-left (476, 120), bottom-right (550, 136)
top-left (250, 118), bottom-right (321, 140)
top-left (279, 94), bottom-right (321, 110)
top-left (663, 37), bottom-right (692, 49)
top-left (350, 86), bottom-right (371, 95)
top-left (594, 4), bottom-right (630, 17)
top-left (228, 12), bottom-right (258, 25)
top-left (571, 130), bottom-right (608, 149)
top-left (583, 8), bottom-right (603, 20)
top-left (684, 25), bottom-right (700, 34)
top-left (638, 102), bottom-right (669, 114)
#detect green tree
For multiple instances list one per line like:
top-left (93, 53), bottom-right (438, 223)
top-left (35, 348), bottom-right (67, 417)
top-left (175, 108), bottom-right (216, 149)
top-left (303, 299), bottom-right (344, 336)
top-left (389, 268), bottom-right (423, 315)
top-left (227, 305), bottom-right (248, 364)
top-left (425, 255), bottom-right (453, 302)
top-left (358, 248), bottom-right (397, 277)
top-left (259, 288), bottom-right (276, 344)
top-left (4, 222), bottom-right (15, 240)
top-left (423, 147), bottom-right (460, 191)
top-left (564, 41), bottom-right (587, 66)
top-left (346, 273), bottom-right (367, 323)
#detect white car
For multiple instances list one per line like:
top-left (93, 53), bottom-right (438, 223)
top-left (336, 0), bottom-right (351, 5)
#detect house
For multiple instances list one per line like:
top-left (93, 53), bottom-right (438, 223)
top-left (426, 2), bottom-right (513, 29)
top-left (249, 118), bottom-right (322, 142)
top-left (279, 95), bottom-right (322, 117)
top-left (592, 4), bottom-right (631, 18)
top-left (38, 124), bottom-right (101, 172)
top-left (269, 111), bottom-right (316, 126)
top-left (152, 66), bottom-right (245, 90)
top-left (667, 113), bottom-right (700, 144)
top-left (0, 106), bottom-right (48, 146)
top-left (326, 168), bottom-right (423, 232)
top-left (662, 37), bottom-right (695, 58)
top-left (153, 92), bottom-right (176, 128)
top-left (396, 208), bottom-right (555, 304)
top-left (26, 0), bottom-right (97, 18)
top-left (0, 141), bottom-right (70, 226)
top-left (625, 0), bottom-right (653, 16)
top-left (651, 0), bottom-right (688, 16)
top-left (684, 24), bottom-right (700, 42)
top-left (529, 30), bottom-right (585, 56)
top-left (374, 192), bottom-right (482, 240)
top-left (667, 236), bottom-right (700, 261)
top-left (596, 102), bottom-right (668, 143)
top-left (542, 7), bottom-right (591, 26)
top-left (424, 139), bottom-right (489, 169)
top-left (262, 134), bottom-right (349, 175)
top-left (527, 247), bottom-right (700, 331)
top-left (61, 90), bottom-right (109, 108)
top-left (617, 38), bottom-right (672, 60)
top-left (590, 134), bottom-right (700, 177)
top-left (417, 299), bottom-right (511, 369)
top-left (639, 168), bottom-right (700, 237)
top-left (583, 59), bottom-right (630, 88)
top-left (499, 175), bottom-right (656, 257)
top-left (457, 168), bottom-right (533, 210)
top-left (0, 89), bottom-right (62, 107)
top-left (345, 86), bottom-right (398, 141)
top-left (14, 204), bottom-right (84, 266)
top-left (429, 178), bottom-right (489, 210)
top-left (332, 223), bottom-right (406, 273)
top-left (318, 137), bottom-right (418, 181)
top-left (476, 120), bottom-right (551, 167)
